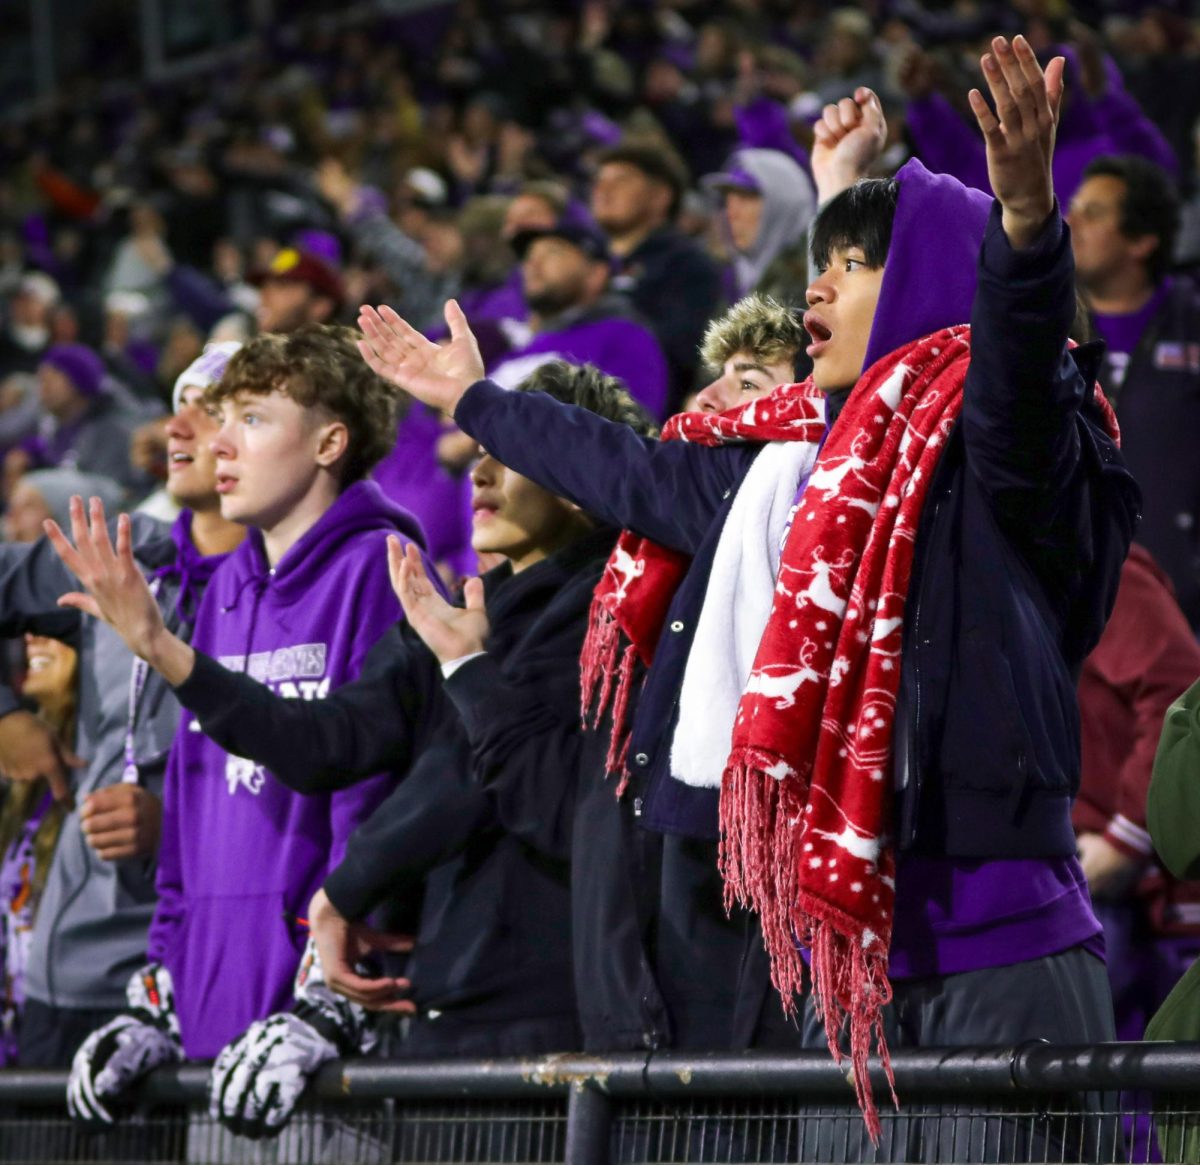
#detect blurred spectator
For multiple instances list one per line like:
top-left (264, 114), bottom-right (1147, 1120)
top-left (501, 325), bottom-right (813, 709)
top-left (491, 205), bottom-right (670, 419)
top-left (0, 274), bottom-right (59, 380)
top-left (3, 469), bottom-right (123, 546)
top-left (1069, 156), bottom-right (1200, 628)
top-left (703, 148), bottom-right (816, 308)
top-left (250, 246), bottom-right (345, 334)
top-left (8, 344), bottom-right (152, 497)
top-left (903, 36), bottom-right (1177, 206)
top-left (1074, 544), bottom-right (1200, 1042)
top-left (591, 139), bottom-right (724, 407)
top-left (0, 633), bottom-right (73, 1065)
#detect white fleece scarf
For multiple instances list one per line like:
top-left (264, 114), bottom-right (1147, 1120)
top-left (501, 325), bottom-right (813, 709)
top-left (669, 439), bottom-right (821, 789)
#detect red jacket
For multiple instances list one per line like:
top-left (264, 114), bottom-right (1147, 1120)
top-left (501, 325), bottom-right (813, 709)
top-left (1075, 543), bottom-right (1200, 933)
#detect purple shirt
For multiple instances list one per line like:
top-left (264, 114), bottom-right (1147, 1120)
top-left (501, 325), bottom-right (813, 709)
top-left (488, 314), bottom-right (670, 421)
top-left (887, 855), bottom-right (1104, 980)
top-left (373, 403), bottom-right (477, 581)
top-left (148, 482), bottom-right (427, 1057)
top-left (1091, 279), bottom-right (1172, 390)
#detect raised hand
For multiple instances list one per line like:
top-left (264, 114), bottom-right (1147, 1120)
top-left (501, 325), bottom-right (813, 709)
top-left (811, 87), bottom-right (888, 205)
top-left (967, 35), bottom-right (1064, 249)
top-left (45, 496), bottom-right (195, 685)
top-left (389, 539), bottom-right (488, 666)
top-left (357, 300), bottom-right (485, 415)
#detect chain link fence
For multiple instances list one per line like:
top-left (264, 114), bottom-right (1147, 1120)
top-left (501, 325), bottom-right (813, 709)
top-left (0, 1043), bottom-right (1197, 1163)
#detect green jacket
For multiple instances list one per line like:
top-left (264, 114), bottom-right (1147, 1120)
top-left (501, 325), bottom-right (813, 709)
top-left (1148, 675), bottom-right (1200, 881)
top-left (1146, 676), bottom-right (1200, 1162)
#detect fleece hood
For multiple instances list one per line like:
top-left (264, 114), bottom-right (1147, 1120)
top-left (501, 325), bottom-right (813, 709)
top-left (725, 148), bottom-right (817, 296)
top-left (862, 158), bottom-right (993, 371)
top-left (221, 479), bottom-right (426, 610)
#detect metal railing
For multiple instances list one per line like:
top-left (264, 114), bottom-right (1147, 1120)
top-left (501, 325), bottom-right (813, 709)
top-left (0, 1042), bottom-right (1198, 1163)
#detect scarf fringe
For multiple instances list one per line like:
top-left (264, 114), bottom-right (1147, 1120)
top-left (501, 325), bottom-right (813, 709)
top-left (720, 748), bottom-right (897, 1145)
top-left (580, 600), bottom-right (637, 792)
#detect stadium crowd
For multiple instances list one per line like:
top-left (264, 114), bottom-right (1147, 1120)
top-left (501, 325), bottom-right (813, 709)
top-left (0, 0), bottom-right (1198, 1160)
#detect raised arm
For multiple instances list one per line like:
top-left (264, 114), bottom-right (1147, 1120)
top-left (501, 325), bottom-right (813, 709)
top-left (357, 303), bottom-right (750, 552)
top-left (47, 496), bottom-right (431, 791)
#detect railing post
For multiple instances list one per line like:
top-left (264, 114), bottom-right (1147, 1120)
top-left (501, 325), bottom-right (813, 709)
top-left (566, 1081), bottom-right (612, 1164)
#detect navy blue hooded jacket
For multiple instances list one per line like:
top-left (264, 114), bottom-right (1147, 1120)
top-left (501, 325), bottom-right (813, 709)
top-left (452, 160), bottom-right (1140, 1048)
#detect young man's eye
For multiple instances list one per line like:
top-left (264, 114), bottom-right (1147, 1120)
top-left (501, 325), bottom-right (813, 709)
top-left (844, 257), bottom-right (865, 271)
top-left (741, 381), bottom-right (760, 393)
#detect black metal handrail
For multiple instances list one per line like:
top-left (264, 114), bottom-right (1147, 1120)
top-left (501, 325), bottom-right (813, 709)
top-left (0, 1041), bottom-right (1197, 1105)
top-left (1, 1044), bottom-right (1197, 1164)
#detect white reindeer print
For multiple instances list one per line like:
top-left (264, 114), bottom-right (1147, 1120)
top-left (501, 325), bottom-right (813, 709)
top-left (746, 641), bottom-right (823, 710)
top-left (607, 545), bottom-right (644, 601)
top-left (791, 546), bottom-right (856, 618)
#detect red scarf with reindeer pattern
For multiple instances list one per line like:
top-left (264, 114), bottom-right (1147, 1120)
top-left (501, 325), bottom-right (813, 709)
top-left (581, 325), bottom-right (1121, 1138)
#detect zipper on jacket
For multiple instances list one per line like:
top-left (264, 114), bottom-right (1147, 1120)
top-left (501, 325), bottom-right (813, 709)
top-left (898, 487), bottom-right (945, 849)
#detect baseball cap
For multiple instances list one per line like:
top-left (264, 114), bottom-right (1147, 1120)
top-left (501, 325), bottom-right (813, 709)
top-left (701, 163), bottom-right (762, 195)
top-left (249, 247), bottom-right (345, 307)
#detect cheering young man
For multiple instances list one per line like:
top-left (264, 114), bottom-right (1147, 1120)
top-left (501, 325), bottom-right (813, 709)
top-left (54, 325), bottom-right (429, 1125)
top-left (357, 38), bottom-right (1139, 1151)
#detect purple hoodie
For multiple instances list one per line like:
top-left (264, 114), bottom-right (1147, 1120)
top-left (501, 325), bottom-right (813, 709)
top-left (372, 403), bottom-right (477, 581)
top-left (147, 480), bottom-right (426, 1057)
top-left (487, 302), bottom-right (670, 421)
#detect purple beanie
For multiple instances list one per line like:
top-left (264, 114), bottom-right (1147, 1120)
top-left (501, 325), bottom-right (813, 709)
top-left (40, 344), bottom-right (107, 398)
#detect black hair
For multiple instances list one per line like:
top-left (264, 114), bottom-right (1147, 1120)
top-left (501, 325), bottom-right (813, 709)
top-left (1081, 155), bottom-right (1180, 282)
top-left (810, 177), bottom-right (900, 272)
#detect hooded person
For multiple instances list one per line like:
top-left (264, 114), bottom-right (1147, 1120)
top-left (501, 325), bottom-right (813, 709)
top-left (358, 45), bottom-right (1139, 1160)
top-left (704, 147), bottom-right (817, 307)
top-left (0, 342), bottom-right (247, 1070)
top-left (18, 344), bottom-right (150, 493)
top-left (56, 325), bottom-right (437, 1128)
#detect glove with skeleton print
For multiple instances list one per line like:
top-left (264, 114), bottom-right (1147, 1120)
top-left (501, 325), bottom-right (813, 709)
top-left (67, 962), bottom-right (184, 1125)
top-left (208, 936), bottom-right (375, 1139)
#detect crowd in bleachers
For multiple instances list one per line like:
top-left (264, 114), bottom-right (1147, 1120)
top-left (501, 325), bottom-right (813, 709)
top-left (0, 1), bottom-right (1199, 1159)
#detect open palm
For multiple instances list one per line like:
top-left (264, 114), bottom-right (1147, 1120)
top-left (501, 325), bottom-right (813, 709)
top-left (358, 301), bottom-right (485, 415)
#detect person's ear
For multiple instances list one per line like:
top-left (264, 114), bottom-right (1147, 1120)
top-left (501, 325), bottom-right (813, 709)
top-left (314, 419), bottom-right (349, 472)
top-left (1128, 233), bottom-right (1160, 267)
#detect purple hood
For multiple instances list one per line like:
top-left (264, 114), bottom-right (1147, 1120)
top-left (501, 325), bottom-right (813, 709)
top-left (863, 158), bottom-right (993, 371)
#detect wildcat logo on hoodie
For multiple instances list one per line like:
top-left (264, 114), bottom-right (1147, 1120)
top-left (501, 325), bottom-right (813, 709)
top-left (215, 642), bottom-right (333, 795)
top-left (224, 755), bottom-right (266, 797)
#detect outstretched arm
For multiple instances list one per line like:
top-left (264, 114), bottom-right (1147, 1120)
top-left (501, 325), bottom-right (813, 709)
top-left (357, 303), bottom-right (751, 552)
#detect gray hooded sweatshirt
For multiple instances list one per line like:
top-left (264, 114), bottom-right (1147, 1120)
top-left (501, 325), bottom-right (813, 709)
top-left (0, 510), bottom-right (230, 1010)
top-left (728, 148), bottom-right (817, 299)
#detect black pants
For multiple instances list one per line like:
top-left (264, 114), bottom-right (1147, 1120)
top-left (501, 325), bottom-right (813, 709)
top-left (16, 998), bottom-right (123, 1069)
top-left (795, 944), bottom-right (1118, 1163)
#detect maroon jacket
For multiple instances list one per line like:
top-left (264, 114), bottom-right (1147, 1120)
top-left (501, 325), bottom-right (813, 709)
top-left (1075, 543), bottom-right (1200, 933)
